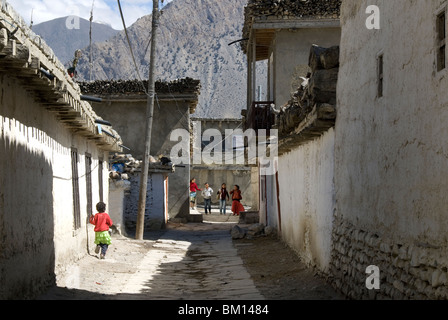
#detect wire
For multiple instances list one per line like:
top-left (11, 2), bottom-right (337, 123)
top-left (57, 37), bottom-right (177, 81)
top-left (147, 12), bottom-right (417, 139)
top-left (53, 161), bottom-right (101, 181)
top-left (89, 0), bottom-right (95, 81)
top-left (114, 1), bottom-right (243, 136)
top-left (117, 0), bottom-right (148, 95)
top-left (142, 34), bottom-right (152, 63)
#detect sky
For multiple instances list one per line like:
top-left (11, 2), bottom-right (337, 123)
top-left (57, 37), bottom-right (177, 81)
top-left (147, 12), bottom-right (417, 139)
top-left (7, 0), bottom-right (173, 30)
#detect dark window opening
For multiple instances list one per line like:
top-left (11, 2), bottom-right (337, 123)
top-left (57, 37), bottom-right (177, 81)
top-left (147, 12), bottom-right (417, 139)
top-left (437, 11), bottom-right (446, 71)
top-left (98, 158), bottom-right (104, 202)
top-left (378, 54), bottom-right (384, 98)
top-left (85, 154), bottom-right (93, 217)
top-left (71, 149), bottom-right (81, 230)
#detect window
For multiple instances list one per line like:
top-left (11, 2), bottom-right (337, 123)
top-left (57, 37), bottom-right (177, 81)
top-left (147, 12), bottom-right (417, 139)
top-left (377, 54), bottom-right (384, 98)
top-left (71, 149), bottom-right (81, 230)
top-left (233, 135), bottom-right (244, 151)
top-left (85, 154), bottom-right (93, 217)
top-left (437, 10), bottom-right (446, 71)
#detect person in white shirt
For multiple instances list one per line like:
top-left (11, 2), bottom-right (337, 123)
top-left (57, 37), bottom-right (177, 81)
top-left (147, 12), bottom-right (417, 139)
top-left (201, 183), bottom-right (214, 214)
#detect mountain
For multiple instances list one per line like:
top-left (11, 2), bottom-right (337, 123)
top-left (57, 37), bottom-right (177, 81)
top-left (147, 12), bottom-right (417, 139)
top-left (33, 17), bottom-right (119, 66)
top-left (73, 0), bottom-right (267, 119)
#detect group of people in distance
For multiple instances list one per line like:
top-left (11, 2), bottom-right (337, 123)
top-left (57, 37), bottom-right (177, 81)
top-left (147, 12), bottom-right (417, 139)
top-left (86, 179), bottom-right (245, 261)
top-left (189, 178), bottom-right (245, 216)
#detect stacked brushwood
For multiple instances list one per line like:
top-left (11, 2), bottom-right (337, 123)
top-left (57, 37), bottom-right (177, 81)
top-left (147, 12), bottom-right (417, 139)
top-left (276, 45), bottom-right (339, 137)
top-left (245, 0), bottom-right (341, 19)
top-left (78, 78), bottom-right (201, 96)
top-left (242, 0), bottom-right (341, 51)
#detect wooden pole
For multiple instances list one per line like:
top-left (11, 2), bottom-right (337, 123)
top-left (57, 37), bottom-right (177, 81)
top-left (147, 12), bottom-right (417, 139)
top-left (136, 0), bottom-right (160, 240)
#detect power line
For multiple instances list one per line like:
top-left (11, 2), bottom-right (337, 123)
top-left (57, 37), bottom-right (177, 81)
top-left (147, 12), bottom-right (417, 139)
top-left (89, 0), bottom-right (95, 81)
top-left (117, 0), bottom-right (148, 95)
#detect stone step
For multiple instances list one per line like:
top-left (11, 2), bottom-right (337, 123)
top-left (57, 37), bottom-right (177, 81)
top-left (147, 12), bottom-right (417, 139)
top-left (239, 211), bottom-right (259, 224)
top-left (186, 210), bottom-right (204, 223)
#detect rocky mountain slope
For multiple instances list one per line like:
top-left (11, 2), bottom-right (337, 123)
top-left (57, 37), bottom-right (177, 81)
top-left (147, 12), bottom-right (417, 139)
top-left (33, 17), bottom-right (119, 66)
top-left (72, 0), bottom-right (266, 119)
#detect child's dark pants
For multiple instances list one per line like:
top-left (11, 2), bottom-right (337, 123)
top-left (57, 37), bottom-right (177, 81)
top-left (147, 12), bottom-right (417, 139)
top-left (99, 244), bottom-right (109, 256)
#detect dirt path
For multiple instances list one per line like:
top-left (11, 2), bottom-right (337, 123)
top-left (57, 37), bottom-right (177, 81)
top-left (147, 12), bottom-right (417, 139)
top-left (38, 211), bottom-right (345, 300)
top-left (234, 236), bottom-right (345, 300)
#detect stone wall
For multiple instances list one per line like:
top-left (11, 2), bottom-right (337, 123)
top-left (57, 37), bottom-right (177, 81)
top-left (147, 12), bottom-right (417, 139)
top-left (332, 0), bottom-right (448, 299)
top-left (330, 216), bottom-right (448, 300)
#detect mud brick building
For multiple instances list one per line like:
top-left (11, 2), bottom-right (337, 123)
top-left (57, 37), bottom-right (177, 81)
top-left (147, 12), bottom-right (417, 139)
top-left (243, 0), bottom-right (448, 300)
top-left (0, 3), bottom-right (122, 299)
top-left (332, 0), bottom-right (448, 299)
top-left (79, 78), bottom-right (201, 221)
top-left (241, 0), bottom-right (341, 274)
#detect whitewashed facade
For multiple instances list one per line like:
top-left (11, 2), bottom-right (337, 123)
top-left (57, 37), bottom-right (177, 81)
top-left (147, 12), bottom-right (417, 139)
top-left (242, 1), bottom-right (341, 273)
top-left (0, 4), bottom-right (122, 299)
top-left (331, 0), bottom-right (448, 299)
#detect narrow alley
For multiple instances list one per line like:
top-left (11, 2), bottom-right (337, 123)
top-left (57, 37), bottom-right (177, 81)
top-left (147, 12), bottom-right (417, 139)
top-left (38, 210), bottom-right (344, 300)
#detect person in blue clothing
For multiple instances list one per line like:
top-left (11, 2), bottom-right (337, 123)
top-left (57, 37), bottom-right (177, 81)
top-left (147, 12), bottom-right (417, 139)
top-left (217, 183), bottom-right (230, 215)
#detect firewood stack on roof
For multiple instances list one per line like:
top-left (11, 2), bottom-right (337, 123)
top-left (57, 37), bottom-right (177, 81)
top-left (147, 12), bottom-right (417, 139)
top-left (276, 45), bottom-right (339, 140)
top-left (242, 0), bottom-right (342, 52)
top-left (78, 78), bottom-right (201, 96)
top-left (245, 0), bottom-right (341, 18)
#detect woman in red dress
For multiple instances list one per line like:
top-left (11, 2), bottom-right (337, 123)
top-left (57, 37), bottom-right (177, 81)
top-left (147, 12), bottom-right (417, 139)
top-left (230, 185), bottom-right (245, 216)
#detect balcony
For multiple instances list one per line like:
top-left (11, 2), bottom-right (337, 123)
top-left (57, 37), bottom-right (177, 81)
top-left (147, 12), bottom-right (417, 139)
top-left (244, 101), bottom-right (275, 133)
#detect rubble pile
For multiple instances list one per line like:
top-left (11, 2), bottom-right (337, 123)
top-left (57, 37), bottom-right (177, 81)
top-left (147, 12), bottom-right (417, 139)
top-left (231, 223), bottom-right (276, 240)
top-left (109, 154), bottom-right (174, 181)
top-left (276, 45), bottom-right (339, 137)
top-left (78, 78), bottom-right (201, 96)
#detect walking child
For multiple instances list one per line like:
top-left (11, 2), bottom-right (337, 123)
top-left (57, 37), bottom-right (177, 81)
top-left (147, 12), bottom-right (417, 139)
top-left (89, 202), bottom-right (113, 259)
top-left (230, 185), bottom-right (244, 216)
top-left (217, 183), bottom-right (230, 215)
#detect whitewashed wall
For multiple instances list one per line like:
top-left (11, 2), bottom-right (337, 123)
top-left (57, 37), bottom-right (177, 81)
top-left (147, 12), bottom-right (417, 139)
top-left (277, 129), bottom-right (335, 272)
top-left (336, 0), bottom-right (448, 253)
top-left (0, 74), bottom-right (110, 298)
top-left (331, 0), bottom-right (448, 299)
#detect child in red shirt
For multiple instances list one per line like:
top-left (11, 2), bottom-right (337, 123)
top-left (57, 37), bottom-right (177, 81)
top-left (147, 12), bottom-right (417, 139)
top-left (189, 178), bottom-right (202, 210)
top-left (89, 202), bottom-right (113, 259)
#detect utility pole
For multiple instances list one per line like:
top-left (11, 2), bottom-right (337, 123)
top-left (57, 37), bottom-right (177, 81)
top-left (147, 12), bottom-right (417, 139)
top-left (136, 0), bottom-right (160, 240)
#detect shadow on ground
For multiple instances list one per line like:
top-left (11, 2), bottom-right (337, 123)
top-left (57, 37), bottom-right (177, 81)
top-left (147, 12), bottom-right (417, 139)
top-left (38, 212), bottom-right (345, 300)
